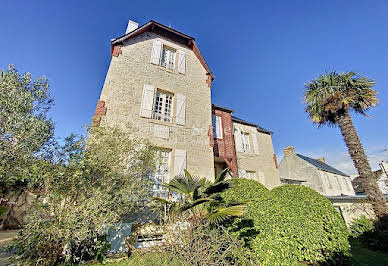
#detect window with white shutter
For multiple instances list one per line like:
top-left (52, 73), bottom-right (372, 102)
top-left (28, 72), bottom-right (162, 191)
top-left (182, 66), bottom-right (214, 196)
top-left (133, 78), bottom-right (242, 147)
top-left (149, 149), bottom-right (171, 198)
top-left (160, 46), bottom-right (176, 70)
top-left (173, 149), bottom-right (186, 177)
top-left (212, 115), bottom-right (223, 139)
top-left (251, 131), bottom-right (259, 155)
top-left (241, 132), bottom-right (251, 153)
top-left (140, 84), bottom-right (156, 118)
top-left (234, 127), bottom-right (243, 153)
top-left (177, 49), bottom-right (186, 74)
top-left (150, 40), bottom-right (162, 65)
top-left (175, 94), bottom-right (186, 126)
top-left (152, 91), bottom-right (173, 122)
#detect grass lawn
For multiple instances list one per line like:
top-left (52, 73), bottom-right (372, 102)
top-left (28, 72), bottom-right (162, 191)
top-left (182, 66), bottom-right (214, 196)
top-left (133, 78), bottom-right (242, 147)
top-left (350, 240), bottom-right (388, 265)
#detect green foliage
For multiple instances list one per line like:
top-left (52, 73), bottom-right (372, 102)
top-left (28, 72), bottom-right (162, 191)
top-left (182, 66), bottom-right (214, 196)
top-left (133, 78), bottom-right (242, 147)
top-left (11, 125), bottom-right (156, 265)
top-left (0, 65), bottom-right (54, 191)
top-left (304, 71), bottom-right (378, 126)
top-left (350, 216), bottom-right (374, 238)
top-left (0, 206), bottom-right (7, 217)
top-left (221, 178), bottom-right (269, 203)
top-left (222, 182), bottom-right (350, 265)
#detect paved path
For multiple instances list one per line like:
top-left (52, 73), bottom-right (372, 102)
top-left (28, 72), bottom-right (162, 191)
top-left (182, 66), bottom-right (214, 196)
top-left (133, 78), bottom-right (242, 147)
top-left (0, 230), bottom-right (18, 266)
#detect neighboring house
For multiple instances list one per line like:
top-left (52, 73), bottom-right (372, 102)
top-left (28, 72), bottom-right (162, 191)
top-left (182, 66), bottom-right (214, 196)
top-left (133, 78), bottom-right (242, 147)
top-left (352, 161), bottom-right (388, 195)
top-left (279, 146), bottom-right (355, 196)
top-left (211, 105), bottom-right (280, 189)
top-left (92, 20), bottom-right (281, 196)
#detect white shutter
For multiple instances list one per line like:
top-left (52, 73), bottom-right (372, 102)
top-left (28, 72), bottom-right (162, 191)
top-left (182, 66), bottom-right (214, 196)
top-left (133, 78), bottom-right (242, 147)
top-left (173, 149), bottom-right (186, 177)
top-left (139, 84), bottom-right (155, 118)
top-left (258, 172), bottom-right (265, 184)
top-left (251, 130), bottom-right (259, 155)
top-left (177, 49), bottom-right (186, 74)
top-left (234, 127), bottom-right (243, 153)
top-left (175, 94), bottom-right (186, 125)
top-left (154, 124), bottom-right (169, 139)
top-left (216, 116), bottom-right (223, 139)
top-left (150, 40), bottom-right (162, 65)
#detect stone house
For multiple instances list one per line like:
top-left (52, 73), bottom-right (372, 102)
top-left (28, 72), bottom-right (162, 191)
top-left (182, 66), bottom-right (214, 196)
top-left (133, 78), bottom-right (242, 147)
top-left (279, 146), bottom-right (355, 196)
top-left (352, 161), bottom-right (388, 195)
top-left (92, 20), bottom-right (281, 195)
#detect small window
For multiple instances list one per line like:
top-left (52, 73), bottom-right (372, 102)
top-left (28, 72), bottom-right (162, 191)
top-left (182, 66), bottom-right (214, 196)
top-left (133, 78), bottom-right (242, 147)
top-left (241, 132), bottom-right (250, 153)
top-left (153, 91), bottom-right (173, 122)
top-left (160, 46), bottom-right (176, 70)
top-left (212, 115), bottom-right (223, 139)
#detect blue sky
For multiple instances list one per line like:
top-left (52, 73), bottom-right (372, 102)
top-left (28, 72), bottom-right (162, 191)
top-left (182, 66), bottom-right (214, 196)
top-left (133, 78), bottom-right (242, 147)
top-left (1, 0), bottom-right (387, 174)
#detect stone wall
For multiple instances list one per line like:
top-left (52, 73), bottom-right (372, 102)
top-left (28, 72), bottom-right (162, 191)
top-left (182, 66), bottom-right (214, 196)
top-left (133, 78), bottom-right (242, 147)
top-left (233, 122), bottom-right (280, 189)
top-left (98, 31), bottom-right (215, 181)
top-left (331, 201), bottom-right (376, 226)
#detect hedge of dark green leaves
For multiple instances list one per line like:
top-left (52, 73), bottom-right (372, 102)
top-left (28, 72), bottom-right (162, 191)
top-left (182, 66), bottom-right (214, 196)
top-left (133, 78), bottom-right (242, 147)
top-left (222, 180), bottom-right (350, 265)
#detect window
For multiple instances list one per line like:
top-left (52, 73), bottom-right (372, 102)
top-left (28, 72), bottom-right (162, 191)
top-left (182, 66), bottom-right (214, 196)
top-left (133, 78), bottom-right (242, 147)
top-left (241, 132), bottom-right (250, 153)
top-left (160, 46), bottom-right (176, 70)
top-left (212, 115), bottom-right (223, 139)
top-left (150, 149), bottom-right (171, 198)
top-left (153, 91), bottom-right (173, 122)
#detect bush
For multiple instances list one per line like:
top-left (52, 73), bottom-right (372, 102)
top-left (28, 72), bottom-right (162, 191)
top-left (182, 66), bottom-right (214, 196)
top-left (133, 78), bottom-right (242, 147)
top-left (223, 182), bottom-right (350, 265)
top-left (10, 126), bottom-right (156, 265)
top-left (222, 178), bottom-right (269, 203)
top-left (350, 216), bottom-right (374, 238)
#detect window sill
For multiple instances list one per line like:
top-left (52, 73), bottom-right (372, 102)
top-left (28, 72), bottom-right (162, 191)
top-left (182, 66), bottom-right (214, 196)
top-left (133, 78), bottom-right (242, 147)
top-left (156, 65), bottom-right (177, 74)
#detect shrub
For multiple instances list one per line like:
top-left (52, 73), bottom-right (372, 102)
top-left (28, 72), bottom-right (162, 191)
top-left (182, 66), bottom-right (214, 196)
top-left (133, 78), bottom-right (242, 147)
top-left (350, 216), bottom-right (374, 238)
top-left (222, 182), bottom-right (350, 265)
top-left (222, 178), bottom-right (269, 203)
top-left (10, 125), bottom-right (156, 265)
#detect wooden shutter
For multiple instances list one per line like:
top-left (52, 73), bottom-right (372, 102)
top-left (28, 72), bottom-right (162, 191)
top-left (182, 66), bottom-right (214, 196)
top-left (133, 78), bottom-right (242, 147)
top-left (139, 84), bottom-right (155, 118)
top-left (234, 126), bottom-right (243, 153)
top-left (150, 40), bottom-right (162, 65)
top-left (175, 94), bottom-right (186, 125)
top-left (177, 49), bottom-right (186, 74)
top-left (173, 149), bottom-right (186, 177)
top-left (251, 130), bottom-right (259, 155)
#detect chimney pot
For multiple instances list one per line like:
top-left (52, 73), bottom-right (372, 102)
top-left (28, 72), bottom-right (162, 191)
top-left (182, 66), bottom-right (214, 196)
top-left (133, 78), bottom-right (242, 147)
top-left (126, 20), bottom-right (139, 34)
top-left (283, 146), bottom-right (296, 157)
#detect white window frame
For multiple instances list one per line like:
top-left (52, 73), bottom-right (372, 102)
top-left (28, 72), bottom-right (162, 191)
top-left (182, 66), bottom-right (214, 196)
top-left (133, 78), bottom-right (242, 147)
top-left (150, 149), bottom-right (171, 198)
top-left (212, 115), bottom-right (223, 139)
top-left (152, 90), bottom-right (173, 123)
top-left (245, 171), bottom-right (256, 180)
top-left (241, 132), bottom-right (251, 153)
top-left (160, 45), bottom-right (176, 70)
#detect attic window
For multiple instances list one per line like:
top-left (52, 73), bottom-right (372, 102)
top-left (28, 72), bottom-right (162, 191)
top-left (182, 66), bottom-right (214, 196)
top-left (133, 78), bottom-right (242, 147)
top-left (160, 46), bottom-right (176, 70)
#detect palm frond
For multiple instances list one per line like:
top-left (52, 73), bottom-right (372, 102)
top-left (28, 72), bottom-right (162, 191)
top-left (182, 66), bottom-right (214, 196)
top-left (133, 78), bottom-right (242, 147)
top-left (206, 205), bottom-right (247, 224)
top-left (150, 196), bottom-right (170, 205)
top-left (178, 197), bottom-right (215, 212)
top-left (214, 168), bottom-right (230, 183)
top-left (203, 181), bottom-right (231, 196)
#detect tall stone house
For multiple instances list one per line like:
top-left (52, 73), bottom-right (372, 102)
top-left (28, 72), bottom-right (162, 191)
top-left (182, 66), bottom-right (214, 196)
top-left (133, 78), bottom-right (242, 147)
top-left (279, 146), bottom-right (355, 196)
top-left (92, 20), bottom-right (280, 196)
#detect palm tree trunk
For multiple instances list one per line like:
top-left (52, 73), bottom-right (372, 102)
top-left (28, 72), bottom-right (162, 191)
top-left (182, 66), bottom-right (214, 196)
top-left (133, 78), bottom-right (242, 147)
top-left (337, 111), bottom-right (388, 218)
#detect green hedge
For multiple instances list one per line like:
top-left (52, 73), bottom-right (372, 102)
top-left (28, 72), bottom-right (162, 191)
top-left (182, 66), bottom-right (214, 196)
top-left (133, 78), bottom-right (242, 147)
top-left (222, 181), bottom-right (350, 265)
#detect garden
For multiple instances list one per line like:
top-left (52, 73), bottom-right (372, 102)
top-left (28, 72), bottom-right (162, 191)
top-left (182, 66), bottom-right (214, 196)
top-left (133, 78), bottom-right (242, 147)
top-left (1, 65), bottom-right (388, 265)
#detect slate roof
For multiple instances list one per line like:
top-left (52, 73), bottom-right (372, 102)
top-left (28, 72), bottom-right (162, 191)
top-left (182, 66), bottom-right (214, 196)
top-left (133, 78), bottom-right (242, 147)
top-left (297, 154), bottom-right (349, 177)
top-left (231, 116), bottom-right (273, 135)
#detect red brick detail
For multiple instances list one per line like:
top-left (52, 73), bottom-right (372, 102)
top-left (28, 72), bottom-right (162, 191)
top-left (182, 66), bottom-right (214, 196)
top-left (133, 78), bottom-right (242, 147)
top-left (112, 45), bottom-right (122, 57)
top-left (208, 125), bottom-right (214, 147)
top-left (92, 100), bottom-right (107, 127)
top-left (273, 154), bottom-right (278, 169)
top-left (212, 108), bottom-right (238, 176)
top-left (94, 100), bottom-right (107, 115)
top-left (206, 74), bottom-right (212, 88)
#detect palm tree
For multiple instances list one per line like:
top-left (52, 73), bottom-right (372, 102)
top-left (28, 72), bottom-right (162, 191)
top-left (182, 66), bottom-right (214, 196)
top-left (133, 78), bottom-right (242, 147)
top-left (152, 169), bottom-right (247, 224)
top-left (304, 71), bottom-right (388, 218)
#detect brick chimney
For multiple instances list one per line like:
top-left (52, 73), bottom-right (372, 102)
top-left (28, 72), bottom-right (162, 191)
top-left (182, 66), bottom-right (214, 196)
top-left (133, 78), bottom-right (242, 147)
top-left (316, 157), bottom-right (326, 163)
top-left (125, 20), bottom-right (139, 34)
top-left (283, 146), bottom-right (296, 157)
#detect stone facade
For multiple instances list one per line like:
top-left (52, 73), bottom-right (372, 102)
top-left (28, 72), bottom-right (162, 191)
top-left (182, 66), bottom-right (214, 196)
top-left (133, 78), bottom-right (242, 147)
top-left (279, 146), bottom-right (355, 196)
top-left (98, 27), bottom-right (214, 181)
top-left (233, 121), bottom-right (280, 189)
